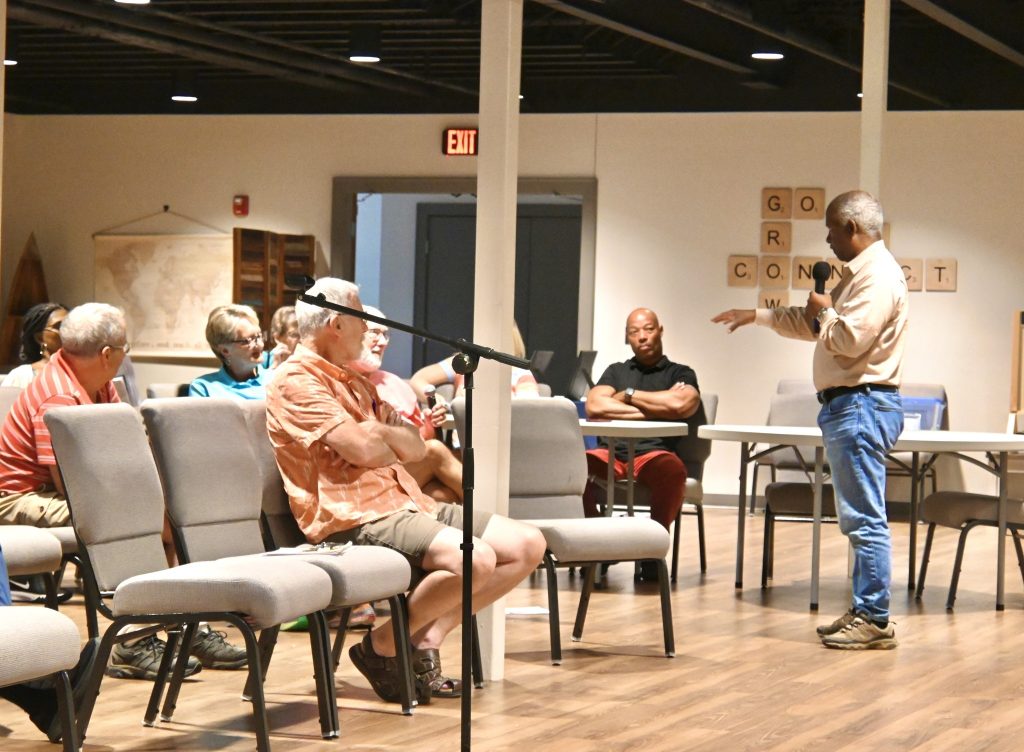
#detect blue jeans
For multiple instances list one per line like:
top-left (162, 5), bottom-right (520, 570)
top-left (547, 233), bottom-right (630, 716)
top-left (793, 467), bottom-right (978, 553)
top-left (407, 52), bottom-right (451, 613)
top-left (818, 388), bottom-right (903, 621)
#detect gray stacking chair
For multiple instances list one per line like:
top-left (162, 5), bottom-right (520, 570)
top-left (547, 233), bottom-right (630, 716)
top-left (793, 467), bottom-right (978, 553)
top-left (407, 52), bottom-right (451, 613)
top-left (147, 397), bottom-right (417, 715)
top-left (599, 393), bottom-right (717, 579)
top-left (0, 387), bottom-right (81, 620)
top-left (44, 403), bottom-right (335, 752)
top-left (761, 482), bottom-right (838, 588)
top-left (144, 383), bottom-right (189, 399)
top-left (749, 391), bottom-right (824, 514)
top-left (0, 606), bottom-right (82, 751)
top-left (915, 491), bottom-right (1024, 609)
top-left (453, 396), bottom-right (674, 664)
top-left (0, 525), bottom-right (63, 608)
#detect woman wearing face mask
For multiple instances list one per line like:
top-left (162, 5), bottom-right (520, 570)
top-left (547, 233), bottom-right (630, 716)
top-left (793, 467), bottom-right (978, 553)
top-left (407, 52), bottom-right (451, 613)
top-left (189, 304), bottom-right (269, 400)
top-left (1, 303), bottom-right (68, 388)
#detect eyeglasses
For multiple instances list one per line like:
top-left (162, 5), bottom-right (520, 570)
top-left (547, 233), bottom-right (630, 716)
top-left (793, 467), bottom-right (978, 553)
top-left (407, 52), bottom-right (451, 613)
top-left (106, 342), bottom-right (131, 355)
top-left (227, 334), bottom-right (264, 347)
top-left (367, 329), bottom-right (390, 341)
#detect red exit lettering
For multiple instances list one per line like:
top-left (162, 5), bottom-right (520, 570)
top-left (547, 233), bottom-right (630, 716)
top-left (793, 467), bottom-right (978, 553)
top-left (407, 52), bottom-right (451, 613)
top-left (443, 128), bottom-right (478, 156)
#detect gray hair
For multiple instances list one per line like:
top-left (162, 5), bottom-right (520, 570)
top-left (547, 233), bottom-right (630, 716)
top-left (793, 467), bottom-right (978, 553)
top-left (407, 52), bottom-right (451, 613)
top-left (60, 303), bottom-right (127, 357)
top-left (829, 190), bottom-right (884, 237)
top-left (205, 304), bottom-right (260, 362)
top-left (296, 278), bottom-right (360, 339)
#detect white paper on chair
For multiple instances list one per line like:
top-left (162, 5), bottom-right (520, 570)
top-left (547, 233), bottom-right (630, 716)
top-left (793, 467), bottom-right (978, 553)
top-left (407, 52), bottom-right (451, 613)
top-left (264, 542), bottom-right (352, 556)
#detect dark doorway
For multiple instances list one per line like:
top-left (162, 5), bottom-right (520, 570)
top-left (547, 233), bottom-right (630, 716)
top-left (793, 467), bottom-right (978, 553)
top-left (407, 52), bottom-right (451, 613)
top-left (413, 203), bottom-right (582, 395)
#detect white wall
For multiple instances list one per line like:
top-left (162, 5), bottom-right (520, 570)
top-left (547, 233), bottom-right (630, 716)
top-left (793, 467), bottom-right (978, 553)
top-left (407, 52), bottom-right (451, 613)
top-left (3, 110), bottom-right (1020, 494)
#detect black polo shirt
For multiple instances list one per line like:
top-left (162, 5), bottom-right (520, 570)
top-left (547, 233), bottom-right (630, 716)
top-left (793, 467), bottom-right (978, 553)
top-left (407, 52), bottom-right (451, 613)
top-left (595, 355), bottom-right (706, 461)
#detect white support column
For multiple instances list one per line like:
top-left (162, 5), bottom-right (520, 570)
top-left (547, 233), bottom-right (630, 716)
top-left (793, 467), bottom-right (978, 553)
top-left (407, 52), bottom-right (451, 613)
top-left (860, 0), bottom-right (890, 197)
top-left (472, 0), bottom-right (523, 681)
top-left (0, 0), bottom-right (7, 297)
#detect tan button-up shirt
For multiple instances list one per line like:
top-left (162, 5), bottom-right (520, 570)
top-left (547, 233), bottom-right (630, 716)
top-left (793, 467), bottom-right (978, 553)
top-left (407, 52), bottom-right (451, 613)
top-left (266, 344), bottom-right (437, 543)
top-left (755, 241), bottom-right (909, 392)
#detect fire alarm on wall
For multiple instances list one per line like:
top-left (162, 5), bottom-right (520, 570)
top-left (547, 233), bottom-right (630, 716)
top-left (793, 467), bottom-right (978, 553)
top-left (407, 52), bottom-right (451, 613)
top-left (233, 195), bottom-right (249, 217)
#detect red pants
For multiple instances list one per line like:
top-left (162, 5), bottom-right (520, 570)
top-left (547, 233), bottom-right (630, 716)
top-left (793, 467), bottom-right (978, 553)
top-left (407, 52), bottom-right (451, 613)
top-left (583, 449), bottom-right (687, 530)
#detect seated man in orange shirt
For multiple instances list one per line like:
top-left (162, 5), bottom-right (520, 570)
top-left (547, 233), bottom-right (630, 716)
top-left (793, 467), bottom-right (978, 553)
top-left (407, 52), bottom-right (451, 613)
top-left (347, 306), bottom-right (462, 502)
top-left (265, 278), bottom-right (545, 702)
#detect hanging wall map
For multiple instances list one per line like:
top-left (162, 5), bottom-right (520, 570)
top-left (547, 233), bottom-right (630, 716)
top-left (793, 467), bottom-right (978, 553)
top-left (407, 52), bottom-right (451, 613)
top-left (94, 234), bottom-right (232, 357)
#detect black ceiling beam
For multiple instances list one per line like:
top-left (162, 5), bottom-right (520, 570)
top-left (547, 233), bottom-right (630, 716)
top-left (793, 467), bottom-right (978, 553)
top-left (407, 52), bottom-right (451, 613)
top-left (677, 0), bottom-right (948, 107)
top-left (530, 0), bottom-right (756, 75)
top-left (10, 0), bottom-right (475, 100)
top-left (900, 0), bottom-right (1024, 69)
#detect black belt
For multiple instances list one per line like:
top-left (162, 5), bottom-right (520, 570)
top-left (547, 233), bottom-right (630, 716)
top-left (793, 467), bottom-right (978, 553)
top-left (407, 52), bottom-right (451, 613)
top-left (817, 383), bottom-right (898, 404)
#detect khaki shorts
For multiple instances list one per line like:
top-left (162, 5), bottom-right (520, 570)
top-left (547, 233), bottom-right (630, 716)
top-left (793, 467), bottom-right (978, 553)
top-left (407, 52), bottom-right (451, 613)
top-left (0, 490), bottom-right (70, 527)
top-left (326, 503), bottom-right (492, 570)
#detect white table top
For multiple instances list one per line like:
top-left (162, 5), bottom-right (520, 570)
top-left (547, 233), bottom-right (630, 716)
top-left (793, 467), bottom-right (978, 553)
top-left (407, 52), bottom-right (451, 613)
top-left (579, 419), bottom-right (689, 438)
top-left (699, 424), bottom-right (1024, 453)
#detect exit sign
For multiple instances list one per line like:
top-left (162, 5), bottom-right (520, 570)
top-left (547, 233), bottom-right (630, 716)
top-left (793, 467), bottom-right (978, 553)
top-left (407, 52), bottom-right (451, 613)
top-left (443, 128), bottom-right (478, 156)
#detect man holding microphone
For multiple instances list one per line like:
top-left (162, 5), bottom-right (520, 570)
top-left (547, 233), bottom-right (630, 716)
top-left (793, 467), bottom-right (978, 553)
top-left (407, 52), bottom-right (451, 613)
top-left (712, 190), bottom-right (908, 649)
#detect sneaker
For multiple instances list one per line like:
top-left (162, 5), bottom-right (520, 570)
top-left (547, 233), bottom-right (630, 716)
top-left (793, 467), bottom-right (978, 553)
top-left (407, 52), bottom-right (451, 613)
top-left (816, 608), bottom-right (857, 637)
top-left (106, 635), bottom-right (203, 680)
top-left (190, 625), bottom-right (248, 670)
top-left (820, 615), bottom-right (898, 650)
top-left (348, 603), bottom-right (376, 630)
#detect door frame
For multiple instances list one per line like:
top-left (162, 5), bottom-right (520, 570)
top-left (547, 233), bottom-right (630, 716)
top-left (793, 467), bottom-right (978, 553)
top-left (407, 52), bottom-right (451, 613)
top-left (331, 176), bottom-right (597, 353)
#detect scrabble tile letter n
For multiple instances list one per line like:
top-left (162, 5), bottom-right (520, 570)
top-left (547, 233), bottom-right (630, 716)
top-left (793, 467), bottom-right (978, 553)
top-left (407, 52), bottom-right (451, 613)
top-left (762, 187), bottom-right (792, 219)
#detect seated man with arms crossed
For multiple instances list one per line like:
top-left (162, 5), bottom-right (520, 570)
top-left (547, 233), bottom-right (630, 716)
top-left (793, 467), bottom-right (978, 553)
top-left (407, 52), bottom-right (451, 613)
top-left (347, 306), bottom-right (463, 502)
top-left (584, 308), bottom-right (705, 579)
top-left (266, 278), bottom-right (546, 701)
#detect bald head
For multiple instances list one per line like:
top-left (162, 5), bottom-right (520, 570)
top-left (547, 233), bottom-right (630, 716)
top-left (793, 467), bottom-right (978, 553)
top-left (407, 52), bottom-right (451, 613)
top-left (625, 308), bottom-right (664, 365)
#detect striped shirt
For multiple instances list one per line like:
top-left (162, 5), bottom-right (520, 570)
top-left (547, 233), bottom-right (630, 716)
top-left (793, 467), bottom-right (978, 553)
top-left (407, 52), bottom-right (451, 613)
top-left (0, 350), bottom-right (119, 494)
top-left (266, 344), bottom-right (436, 543)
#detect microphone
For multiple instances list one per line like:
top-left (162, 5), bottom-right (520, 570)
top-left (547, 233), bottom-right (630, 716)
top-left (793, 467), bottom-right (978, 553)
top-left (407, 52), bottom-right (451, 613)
top-left (812, 261), bottom-right (831, 333)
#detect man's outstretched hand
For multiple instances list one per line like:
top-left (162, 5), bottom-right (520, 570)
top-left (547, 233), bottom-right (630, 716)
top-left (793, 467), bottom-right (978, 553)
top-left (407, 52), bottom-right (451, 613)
top-left (711, 309), bottom-right (755, 333)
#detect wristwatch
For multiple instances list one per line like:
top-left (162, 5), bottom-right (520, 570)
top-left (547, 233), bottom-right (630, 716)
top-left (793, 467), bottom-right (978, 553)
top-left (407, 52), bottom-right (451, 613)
top-left (816, 307), bottom-right (835, 324)
top-left (624, 387), bottom-right (636, 404)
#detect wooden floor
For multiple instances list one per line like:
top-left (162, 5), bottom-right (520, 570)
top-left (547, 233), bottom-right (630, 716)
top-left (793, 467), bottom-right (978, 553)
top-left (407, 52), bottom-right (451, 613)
top-left (4, 506), bottom-right (1024, 752)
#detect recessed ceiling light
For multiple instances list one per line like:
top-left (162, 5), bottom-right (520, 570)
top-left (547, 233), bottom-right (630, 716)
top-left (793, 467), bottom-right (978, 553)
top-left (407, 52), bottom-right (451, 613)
top-left (349, 54), bottom-right (381, 64)
top-left (3, 59), bottom-right (16, 67)
top-left (349, 26), bottom-right (382, 64)
top-left (171, 95), bottom-right (198, 102)
top-left (751, 52), bottom-right (784, 61)
top-left (857, 92), bottom-right (864, 98)
top-left (115, 1), bottom-right (151, 5)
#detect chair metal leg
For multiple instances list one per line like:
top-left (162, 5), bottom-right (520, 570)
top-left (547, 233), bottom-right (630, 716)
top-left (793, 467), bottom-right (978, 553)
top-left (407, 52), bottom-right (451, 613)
top-left (749, 464), bottom-right (760, 514)
top-left (656, 559), bottom-right (675, 657)
top-left (696, 504), bottom-right (707, 574)
top-left (542, 553), bottom-right (562, 665)
top-left (44, 572), bottom-right (60, 611)
top-left (227, 617), bottom-right (271, 752)
top-left (144, 627), bottom-right (183, 726)
top-left (915, 523), bottom-right (936, 600)
top-left (471, 616), bottom-right (484, 688)
top-left (242, 627), bottom-right (279, 702)
top-left (761, 508), bottom-right (773, 590)
top-left (76, 628), bottom-right (119, 743)
top-left (947, 522), bottom-right (979, 610)
top-left (330, 607), bottom-right (352, 670)
top-left (1012, 529), bottom-right (1024, 588)
top-left (157, 623), bottom-right (198, 723)
top-left (307, 611), bottom-right (339, 739)
top-left (54, 670), bottom-right (79, 752)
top-left (671, 510), bottom-right (682, 583)
top-left (571, 564), bottom-right (596, 643)
top-left (389, 594), bottom-right (416, 716)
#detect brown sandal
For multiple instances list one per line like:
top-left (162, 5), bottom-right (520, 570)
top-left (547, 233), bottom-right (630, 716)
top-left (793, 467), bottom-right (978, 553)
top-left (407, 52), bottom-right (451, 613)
top-left (348, 633), bottom-right (403, 702)
top-left (411, 647), bottom-right (462, 699)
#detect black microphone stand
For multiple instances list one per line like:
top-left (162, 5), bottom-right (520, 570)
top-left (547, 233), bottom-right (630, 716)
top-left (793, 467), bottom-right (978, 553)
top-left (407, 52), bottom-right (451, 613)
top-left (297, 288), bottom-right (529, 751)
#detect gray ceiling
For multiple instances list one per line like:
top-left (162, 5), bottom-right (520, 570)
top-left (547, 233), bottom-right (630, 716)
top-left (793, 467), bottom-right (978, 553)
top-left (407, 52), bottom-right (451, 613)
top-left (5, 0), bottom-right (1024, 115)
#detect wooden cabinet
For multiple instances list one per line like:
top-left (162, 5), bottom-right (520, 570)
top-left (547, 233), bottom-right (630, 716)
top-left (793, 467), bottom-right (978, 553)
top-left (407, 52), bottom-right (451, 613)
top-left (233, 228), bottom-right (315, 331)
